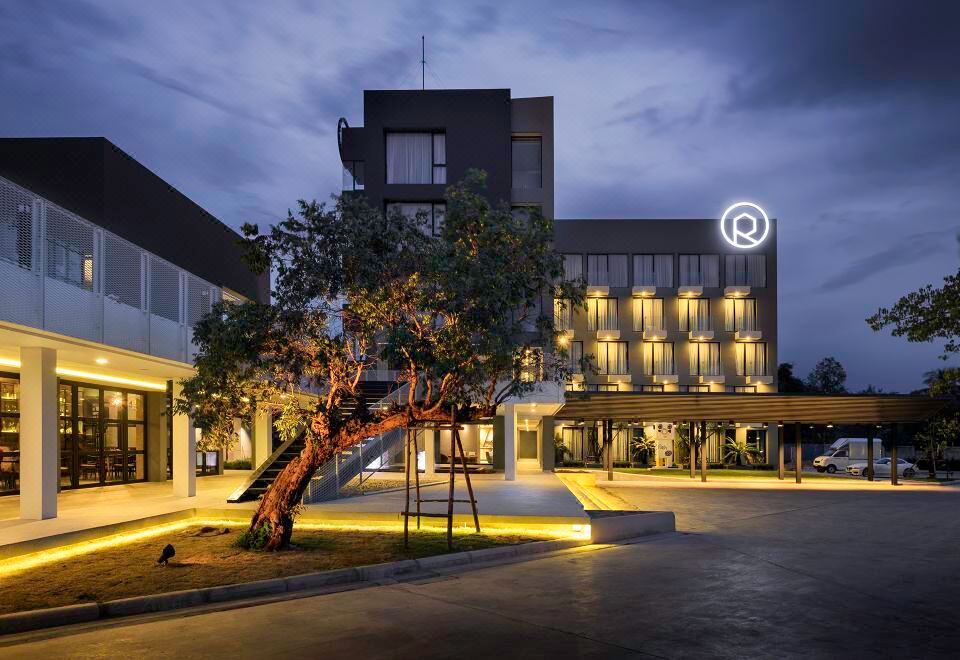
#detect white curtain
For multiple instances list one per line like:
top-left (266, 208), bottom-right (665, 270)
top-left (737, 343), bottom-right (766, 375)
top-left (725, 254), bottom-right (764, 287)
top-left (386, 133), bottom-right (432, 184)
top-left (554, 298), bottom-right (573, 330)
top-left (702, 254), bottom-right (719, 287)
top-left (608, 254), bottom-right (628, 287)
top-left (643, 342), bottom-right (673, 375)
top-left (588, 254), bottom-right (607, 285)
top-left (654, 254), bottom-right (673, 287)
top-left (563, 254), bottom-right (583, 282)
top-left (725, 299), bottom-right (757, 331)
top-left (690, 343), bottom-right (721, 375)
top-left (432, 134), bottom-right (446, 184)
top-left (634, 298), bottom-right (663, 331)
top-left (598, 342), bottom-right (628, 375)
top-left (680, 299), bottom-right (710, 331)
top-left (747, 254), bottom-right (766, 287)
top-left (589, 298), bottom-right (618, 331)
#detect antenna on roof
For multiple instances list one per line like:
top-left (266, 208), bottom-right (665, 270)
top-left (420, 35), bottom-right (425, 90)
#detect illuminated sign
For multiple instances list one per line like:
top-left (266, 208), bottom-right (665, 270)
top-left (720, 201), bottom-right (770, 249)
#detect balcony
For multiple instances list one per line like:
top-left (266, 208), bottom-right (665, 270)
top-left (735, 329), bottom-right (762, 341)
top-left (569, 372), bottom-right (585, 383)
top-left (724, 286), bottom-right (750, 298)
top-left (688, 330), bottom-right (714, 341)
top-left (642, 328), bottom-right (668, 341)
top-left (678, 286), bottom-right (703, 298)
top-left (631, 285), bottom-right (656, 297)
top-left (652, 374), bottom-right (678, 384)
top-left (604, 374), bottom-right (632, 384)
top-left (698, 374), bottom-right (725, 384)
top-left (746, 375), bottom-right (773, 385)
top-left (586, 285), bottom-right (610, 297)
top-left (596, 329), bottom-right (621, 340)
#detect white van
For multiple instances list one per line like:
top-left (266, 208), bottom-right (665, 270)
top-left (813, 438), bottom-right (883, 474)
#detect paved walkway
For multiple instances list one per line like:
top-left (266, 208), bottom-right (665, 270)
top-left (3, 485), bottom-right (957, 658)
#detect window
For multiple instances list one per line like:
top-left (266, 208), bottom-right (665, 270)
top-left (0, 375), bottom-right (20, 493)
top-left (735, 343), bottom-right (767, 376)
top-left (512, 136), bottom-right (541, 189)
top-left (342, 161), bottom-right (365, 191)
top-left (728, 386), bottom-right (757, 393)
top-left (681, 385), bottom-right (711, 393)
top-left (635, 384), bottom-right (664, 393)
top-left (678, 299), bottom-right (711, 331)
top-left (633, 298), bottom-right (664, 332)
top-left (588, 254), bottom-right (628, 287)
top-left (387, 202), bottom-right (446, 236)
top-left (563, 254), bottom-right (583, 282)
top-left (679, 254), bottom-right (719, 287)
top-left (386, 132), bottom-right (445, 184)
top-left (725, 298), bottom-right (758, 331)
top-left (641, 342), bottom-right (675, 375)
top-left (689, 342), bottom-right (721, 376)
top-left (633, 254), bottom-right (673, 287)
top-left (568, 340), bottom-right (584, 373)
top-left (587, 298), bottom-right (618, 331)
top-left (725, 254), bottom-right (766, 287)
top-left (518, 347), bottom-right (543, 383)
top-left (554, 298), bottom-right (573, 331)
top-left (587, 384), bottom-right (619, 392)
top-left (596, 341), bottom-right (628, 375)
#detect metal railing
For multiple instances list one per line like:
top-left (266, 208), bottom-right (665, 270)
top-left (0, 175), bottom-right (221, 363)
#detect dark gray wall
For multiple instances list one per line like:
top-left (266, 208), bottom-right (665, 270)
top-left (0, 137), bottom-right (269, 302)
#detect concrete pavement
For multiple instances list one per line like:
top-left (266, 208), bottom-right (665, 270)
top-left (2, 484), bottom-right (957, 658)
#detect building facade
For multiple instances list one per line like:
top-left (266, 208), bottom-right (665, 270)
top-left (336, 88), bottom-right (780, 480)
top-left (0, 138), bottom-right (270, 517)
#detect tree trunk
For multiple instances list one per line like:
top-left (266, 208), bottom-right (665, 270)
top-left (929, 445), bottom-right (937, 479)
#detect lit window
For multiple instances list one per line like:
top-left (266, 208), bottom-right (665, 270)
top-left (588, 254), bottom-right (628, 287)
top-left (725, 298), bottom-right (758, 331)
top-left (642, 342), bottom-right (674, 375)
top-left (633, 254), bottom-right (673, 287)
top-left (735, 343), bottom-right (767, 376)
top-left (633, 298), bottom-right (664, 332)
top-left (587, 297), bottom-right (618, 331)
top-left (679, 299), bottom-right (711, 331)
top-left (596, 341), bottom-right (628, 375)
top-left (386, 132), bottom-right (445, 184)
top-left (725, 254), bottom-right (766, 287)
top-left (689, 342), bottom-right (721, 376)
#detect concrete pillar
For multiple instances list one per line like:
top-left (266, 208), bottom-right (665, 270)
top-left (540, 416), bottom-right (555, 471)
top-left (145, 390), bottom-right (169, 482)
top-left (700, 420), bottom-right (707, 482)
top-left (492, 415), bottom-right (505, 470)
top-left (794, 423), bottom-right (802, 484)
top-left (503, 403), bottom-right (517, 481)
top-left (777, 422), bottom-right (785, 479)
top-left (766, 423), bottom-right (779, 471)
top-left (19, 347), bottom-right (58, 520)
top-left (423, 429), bottom-right (436, 476)
top-left (172, 381), bottom-right (196, 498)
top-left (252, 405), bottom-right (273, 469)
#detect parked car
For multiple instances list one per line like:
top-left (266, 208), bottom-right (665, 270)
top-left (846, 457), bottom-right (916, 478)
top-left (813, 438), bottom-right (883, 473)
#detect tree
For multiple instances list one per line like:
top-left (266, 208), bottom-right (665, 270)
top-left (721, 436), bottom-right (763, 466)
top-left (630, 430), bottom-right (656, 466)
top-left (777, 362), bottom-right (806, 392)
top-left (914, 414), bottom-right (960, 478)
top-left (805, 357), bottom-right (847, 393)
top-left (176, 171), bottom-right (586, 550)
top-left (867, 269), bottom-right (960, 357)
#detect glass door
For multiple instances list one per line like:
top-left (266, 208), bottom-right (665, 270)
top-left (77, 386), bottom-right (103, 485)
top-left (58, 384), bottom-right (75, 488)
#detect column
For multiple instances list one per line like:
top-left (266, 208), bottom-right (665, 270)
top-left (866, 428), bottom-right (875, 482)
top-left (794, 423), bottom-right (802, 484)
top-left (503, 403), bottom-right (517, 481)
top-left (252, 405), bottom-right (273, 469)
top-left (19, 347), bottom-right (58, 520)
top-left (890, 424), bottom-right (899, 486)
top-left (145, 390), bottom-right (169, 482)
top-left (423, 429), bottom-right (436, 476)
top-left (540, 416), bottom-right (556, 471)
top-left (172, 381), bottom-right (196, 498)
top-left (766, 423), bottom-right (780, 475)
top-left (777, 422), bottom-right (785, 479)
top-left (700, 420), bottom-right (707, 482)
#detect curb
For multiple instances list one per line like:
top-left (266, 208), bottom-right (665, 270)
top-left (0, 537), bottom-right (590, 637)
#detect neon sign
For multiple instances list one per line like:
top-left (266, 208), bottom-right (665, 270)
top-left (720, 202), bottom-right (770, 249)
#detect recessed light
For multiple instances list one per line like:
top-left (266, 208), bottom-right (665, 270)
top-left (95, 357), bottom-right (108, 365)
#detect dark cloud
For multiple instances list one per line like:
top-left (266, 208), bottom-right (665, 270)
top-left (816, 231), bottom-right (955, 292)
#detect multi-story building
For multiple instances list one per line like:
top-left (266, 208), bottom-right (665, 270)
top-left (336, 88), bottom-right (780, 480)
top-left (0, 138), bottom-right (270, 518)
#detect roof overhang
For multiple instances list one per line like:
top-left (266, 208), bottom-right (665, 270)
top-left (556, 393), bottom-right (947, 424)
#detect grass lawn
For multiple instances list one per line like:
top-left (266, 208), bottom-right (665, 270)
top-left (615, 468), bottom-right (841, 480)
top-left (0, 524), bottom-right (550, 615)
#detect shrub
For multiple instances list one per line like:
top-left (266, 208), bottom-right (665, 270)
top-left (234, 522), bottom-right (272, 550)
top-left (224, 459), bottom-right (252, 470)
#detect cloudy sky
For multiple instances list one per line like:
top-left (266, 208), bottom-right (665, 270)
top-left (2, 1), bottom-right (958, 391)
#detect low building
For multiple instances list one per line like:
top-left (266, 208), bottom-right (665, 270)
top-left (0, 137), bottom-right (270, 518)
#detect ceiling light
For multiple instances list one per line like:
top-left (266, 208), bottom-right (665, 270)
top-left (95, 357), bottom-right (109, 365)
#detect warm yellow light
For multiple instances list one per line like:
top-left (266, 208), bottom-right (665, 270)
top-left (95, 357), bottom-right (109, 365)
top-left (0, 359), bottom-right (167, 390)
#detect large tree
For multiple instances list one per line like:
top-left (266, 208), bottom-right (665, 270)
top-left (175, 172), bottom-right (585, 550)
top-left (868, 269), bottom-right (960, 358)
top-left (805, 357), bottom-right (847, 394)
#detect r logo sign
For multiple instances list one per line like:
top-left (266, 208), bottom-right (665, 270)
top-left (721, 202), bottom-right (770, 249)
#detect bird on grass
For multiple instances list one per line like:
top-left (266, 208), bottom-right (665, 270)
top-left (157, 543), bottom-right (176, 566)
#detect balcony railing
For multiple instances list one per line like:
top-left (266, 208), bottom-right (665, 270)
top-left (0, 175), bottom-right (222, 364)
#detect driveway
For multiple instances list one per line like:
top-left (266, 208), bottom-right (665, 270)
top-left (2, 485), bottom-right (958, 658)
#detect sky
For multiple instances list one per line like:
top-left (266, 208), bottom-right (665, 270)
top-left (1, 0), bottom-right (958, 392)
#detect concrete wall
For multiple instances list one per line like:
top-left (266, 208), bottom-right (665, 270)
top-left (145, 390), bottom-right (169, 482)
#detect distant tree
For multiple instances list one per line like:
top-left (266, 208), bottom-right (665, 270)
top-left (914, 414), bottom-right (960, 478)
top-left (777, 362), bottom-right (806, 392)
top-left (858, 384), bottom-right (885, 394)
top-left (805, 357), bottom-right (847, 393)
top-left (922, 368), bottom-right (960, 399)
top-left (722, 436), bottom-right (763, 466)
top-left (867, 268), bottom-right (960, 357)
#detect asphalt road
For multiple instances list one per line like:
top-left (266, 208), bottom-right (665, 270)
top-left (2, 484), bottom-right (958, 658)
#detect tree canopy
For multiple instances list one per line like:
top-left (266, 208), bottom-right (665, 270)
top-left (868, 269), bottom-right (960, 358)
top-left (175, 171), bottom-right (585, 549)
top-left (804, 357), bottom-right (847, 394)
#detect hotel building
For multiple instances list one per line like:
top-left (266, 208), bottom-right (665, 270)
top-left (0, 138), bottom-right (269, 518)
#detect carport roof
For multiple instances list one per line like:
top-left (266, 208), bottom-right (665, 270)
top-left (555, 393), bottom-right (947, 424)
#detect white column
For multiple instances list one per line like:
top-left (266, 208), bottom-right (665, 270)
top-left (19, 347), bottom-right (58, 520)
top-left (253, 405), bottom-right (273, 469)
top-left (504, 403), bottom-right (517, 481)
top-left (172, 382), bottom-right (196, 498)
top-left (423, 429), bottom-right (436, 476)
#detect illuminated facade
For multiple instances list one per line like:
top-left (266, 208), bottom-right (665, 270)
top-left (0, 138), bottom-right (269, 517)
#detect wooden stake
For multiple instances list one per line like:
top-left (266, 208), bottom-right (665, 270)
top-left (447, 409), bottom-right (456, 550)
top-left (454, 421), bottom-right (481, 533)
top-left (403, 428), bottom-right (411, 547)
top-left (412, 428), bottom-right (421, 529)
top-left (700, 421), bottom-right (707, 482)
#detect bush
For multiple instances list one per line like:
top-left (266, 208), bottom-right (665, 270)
top-left (561, 460), bottom-right (585, 468)
top-left (224, 459), bottom-right (252, 470)
top-left (234, 522), bottom-right (272, 550)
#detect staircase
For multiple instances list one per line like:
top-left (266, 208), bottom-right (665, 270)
top-left (226, 381), bottom-right (402, 504)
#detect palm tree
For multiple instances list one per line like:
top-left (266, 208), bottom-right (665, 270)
top-left (630, 431), bottom-right (657, 466)
top-left (722, 437), bottom-right (763, 466)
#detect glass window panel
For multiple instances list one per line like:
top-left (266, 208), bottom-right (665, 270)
top-left (690, 343), bottom-right (721, 375)
top-left (127, 393), bottom-right (144, 421)
top-left (554, 298), bottom-right (573, 330)
top-left (1, 377), bottom-right (19, 414)
top-left (587, 255), bottom-right (608, 286)
top-left (432, 133), bottom-right (446, 165)
top-left (58, 384), bottom-right (72, 417)
top-left (512, 137), bottom-right (542, 189)
top-left (104, 391), bottom-right (123, 420)
top-left (386, 133), bottom-right (433, 184)
top-left (563, 254), bottom-right (583, 282)
top-left (608, 255), bottom-right (628, 287)
top-left (588, 298), bottom-right (618, 331)
top-left (78, 387), bottom-right (100, 418)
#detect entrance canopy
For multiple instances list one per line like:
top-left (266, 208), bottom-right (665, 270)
top-left (556, 393), bottom-right (946, 424)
